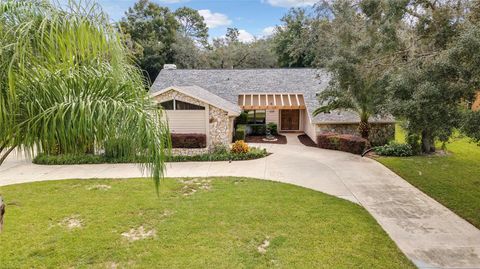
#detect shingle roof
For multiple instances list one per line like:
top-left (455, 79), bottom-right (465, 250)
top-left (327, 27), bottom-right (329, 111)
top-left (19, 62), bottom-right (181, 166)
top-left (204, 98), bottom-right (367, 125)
top-left (152, 85), bottom-right (241, 116)
top-left (150, 69), bottom-right (395, 124)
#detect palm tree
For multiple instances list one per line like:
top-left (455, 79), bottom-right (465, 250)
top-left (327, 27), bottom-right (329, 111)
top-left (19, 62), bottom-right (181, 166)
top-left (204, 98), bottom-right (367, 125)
top-left (0, 0), bottom-right (170, 231)
top-left (313, 74), bottom-right (384, 140)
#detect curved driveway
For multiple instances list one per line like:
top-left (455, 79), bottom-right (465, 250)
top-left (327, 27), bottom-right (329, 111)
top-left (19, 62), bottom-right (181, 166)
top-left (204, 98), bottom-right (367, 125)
top-left (1, 134), bottom-right (480, 268)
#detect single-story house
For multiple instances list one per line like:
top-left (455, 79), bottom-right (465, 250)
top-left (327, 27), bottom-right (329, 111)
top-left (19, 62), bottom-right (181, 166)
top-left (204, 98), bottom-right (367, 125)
top-left (150, 66), bottom-right (395, 155)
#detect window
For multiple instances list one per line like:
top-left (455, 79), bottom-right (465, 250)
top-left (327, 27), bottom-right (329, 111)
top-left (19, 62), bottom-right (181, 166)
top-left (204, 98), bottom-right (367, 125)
top-left (158, 99), bottom-right (205, 110)
top-left (175, 100), bottom-right (205, 110)
top-left (159, 100), bottom-right (174, 110)
top-left (245, 110), bottom-right (266, 124)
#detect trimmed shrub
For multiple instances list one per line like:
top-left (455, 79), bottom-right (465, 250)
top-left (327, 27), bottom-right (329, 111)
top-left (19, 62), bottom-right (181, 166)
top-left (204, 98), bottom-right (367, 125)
top-left (250, 124), bottom-right (266, 135)
top-left (317, 133), bottom-right (368, 155)
top-left (266, 123), bottom-right (278, 135)
top-left (33, 147), bottom-right (269, 165)
top-left (236, 111), bottom-right (248, 125)
top-left (374, 142), bottom-right (413, 157)
top-left (234, 125), bottom-right (246, 142)
top-left (231, 140), bottom-right (249, 154)
top-left (171, 133), bottom-right (206, 148)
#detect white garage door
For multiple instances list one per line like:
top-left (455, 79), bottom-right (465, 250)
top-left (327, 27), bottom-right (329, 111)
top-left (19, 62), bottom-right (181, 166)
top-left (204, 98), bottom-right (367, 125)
top-left (166, 110), bottom-right (206, 134)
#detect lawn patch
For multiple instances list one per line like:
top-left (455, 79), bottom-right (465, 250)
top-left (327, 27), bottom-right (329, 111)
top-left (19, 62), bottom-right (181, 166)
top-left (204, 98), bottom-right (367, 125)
top-left (0, 177), bottom-right (414, 268)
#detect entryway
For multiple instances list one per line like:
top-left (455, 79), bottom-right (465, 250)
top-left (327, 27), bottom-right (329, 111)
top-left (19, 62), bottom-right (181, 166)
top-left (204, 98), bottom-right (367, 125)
top-left (280, 109), bottom-right (300, 131)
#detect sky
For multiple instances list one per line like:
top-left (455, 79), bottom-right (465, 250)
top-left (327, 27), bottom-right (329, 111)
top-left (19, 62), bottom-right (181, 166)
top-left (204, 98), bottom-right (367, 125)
top-left (72, 0), bottom-right (318, 42)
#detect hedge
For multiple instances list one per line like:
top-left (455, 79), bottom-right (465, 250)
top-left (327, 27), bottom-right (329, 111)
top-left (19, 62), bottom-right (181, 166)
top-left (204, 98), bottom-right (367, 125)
top-left (317, 133), bottom-right (369, 155)
top-left (33, 147), bottom-right (269, 165)
top-left (234, 125), bottom-right (246, 142)
top-left (171, 133), bottom-right (206, 148)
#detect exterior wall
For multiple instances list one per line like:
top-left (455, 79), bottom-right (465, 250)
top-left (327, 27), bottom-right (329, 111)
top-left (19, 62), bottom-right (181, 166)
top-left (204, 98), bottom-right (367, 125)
top-left (266, 109), bottom-right (279, 125)
top-left (165, 110), bottom-right (206, 133)
top-left (153, 89), bottom-right (232, 155)
top-left (303, 111), bottom-right (317, 141)
top-left (315, 123), bottom-right (395, 146)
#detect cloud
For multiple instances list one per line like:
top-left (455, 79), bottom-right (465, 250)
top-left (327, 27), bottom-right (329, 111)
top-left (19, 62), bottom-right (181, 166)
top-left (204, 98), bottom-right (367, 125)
top-left (263, 0), bottom-right (318, 8)
top-left (198, 9), bottom-right (232, 29)
top-left (262, 26), bottom-right (276, 37)
top-left (238, 29), bottom-right (255, 43)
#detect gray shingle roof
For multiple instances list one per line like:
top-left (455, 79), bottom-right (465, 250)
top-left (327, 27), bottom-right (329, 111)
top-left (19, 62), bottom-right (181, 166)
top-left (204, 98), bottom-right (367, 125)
top-left (150, 69), bottom-right (395, 124)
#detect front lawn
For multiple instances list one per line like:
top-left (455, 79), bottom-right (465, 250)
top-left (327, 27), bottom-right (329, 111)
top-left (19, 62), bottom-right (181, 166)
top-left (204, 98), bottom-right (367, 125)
top-left (0, 178), bottom-right (413, 268)
top-left (377, 133), bottom-right (480, 228)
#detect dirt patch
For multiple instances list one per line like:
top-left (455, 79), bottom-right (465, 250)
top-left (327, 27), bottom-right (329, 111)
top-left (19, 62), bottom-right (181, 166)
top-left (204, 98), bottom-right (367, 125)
top-left (180, 178), bottom-right (212, 196)
top-left (121, 226), bottom-right (156, 242)
top-left (298, 134), bottom-right (317, 147)
top-left (257, 237), bottom-right (270, 254)
top-left (246, 135), bottom-right (287, 144)
top-left (59, 215), bottom-right (83, 230)
top-left (86, 184), bottom-right (111, 191)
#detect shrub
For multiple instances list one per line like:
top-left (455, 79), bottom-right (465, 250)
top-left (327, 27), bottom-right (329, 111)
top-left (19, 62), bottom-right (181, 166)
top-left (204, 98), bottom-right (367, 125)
top-left (250, 124), bottom-right (266, 135)
top-left (406, 133), bottom-right (421, 155)
top-left (33, 147), bottom-right (269, 165)
top-left (171, 133), bottom-right (206, 148)
top-left (375, 142), bottom-right (414, 157)
top-left (231, 140), bottom-right (249, 154)
top-left (266, 123), bottom-right (278, 135)
top-left (234, 125), bottom-right (246, 142)
top-left (317, 133), bottom-right (368, 155)
top-left (211, 144), bottom-right (229, 154)
top-left (236, 111), bottom-right (248, 125)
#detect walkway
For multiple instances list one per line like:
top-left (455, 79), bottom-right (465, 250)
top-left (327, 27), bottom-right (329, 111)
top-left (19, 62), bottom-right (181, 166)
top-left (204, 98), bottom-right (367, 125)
top-left (1, 134), bottom-right (479, 268)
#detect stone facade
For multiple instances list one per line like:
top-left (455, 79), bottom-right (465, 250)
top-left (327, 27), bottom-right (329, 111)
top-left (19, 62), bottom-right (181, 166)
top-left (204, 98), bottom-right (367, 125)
top-left (316, 123), bottom-right (395, 146)
top-left (153, 89), bottom-right (234, 156)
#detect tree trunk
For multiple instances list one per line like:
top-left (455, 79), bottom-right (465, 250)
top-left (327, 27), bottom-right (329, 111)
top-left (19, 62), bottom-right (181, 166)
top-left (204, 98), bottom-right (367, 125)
top-left (358, 120), bottom-right (371, 140)
top-left (421, 130), bottom-right (435, 153)
top-left (0, 196), bottom-right (4, 233)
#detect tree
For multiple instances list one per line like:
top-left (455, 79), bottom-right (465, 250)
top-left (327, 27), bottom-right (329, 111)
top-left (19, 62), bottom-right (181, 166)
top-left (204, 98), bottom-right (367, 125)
top-left (205, 34), bottom-right (278, 69)
top-left (386, 0), bottom-right (472, 153)
top-left (174, 7), bottom-right (209, 46)
top-left (313, 0), bottom-right (402, 140)
top-left (226, 27), bottom-right (240, 44)
top-left (0, 0), bottom-right (170, 231)
top-left (273, 8), bottom-right (316, 67)
top-left (120, 0), bottom-right (178, 83)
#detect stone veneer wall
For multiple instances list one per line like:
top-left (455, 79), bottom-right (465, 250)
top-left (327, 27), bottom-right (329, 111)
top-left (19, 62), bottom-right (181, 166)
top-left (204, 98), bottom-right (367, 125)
top-left (153, 89), bottom-right (233, 156)
top-left (316, 123), bottom-right (395, 146)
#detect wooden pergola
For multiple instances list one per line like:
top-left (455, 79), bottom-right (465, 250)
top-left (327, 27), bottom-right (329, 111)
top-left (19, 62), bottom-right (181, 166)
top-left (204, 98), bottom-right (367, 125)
top-left (238, 93), bottom-right (306, 110)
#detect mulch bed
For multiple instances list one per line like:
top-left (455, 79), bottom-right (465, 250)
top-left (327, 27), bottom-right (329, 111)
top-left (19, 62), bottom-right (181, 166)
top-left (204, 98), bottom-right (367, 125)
top-left (245, 135), bottom-right (287, 144)
top-left (298, 134), bottom-right (317, 147)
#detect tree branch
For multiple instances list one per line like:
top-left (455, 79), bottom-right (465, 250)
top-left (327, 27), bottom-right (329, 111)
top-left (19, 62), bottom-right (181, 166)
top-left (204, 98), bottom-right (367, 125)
top-left (0, 146), bottom-right (16, 166)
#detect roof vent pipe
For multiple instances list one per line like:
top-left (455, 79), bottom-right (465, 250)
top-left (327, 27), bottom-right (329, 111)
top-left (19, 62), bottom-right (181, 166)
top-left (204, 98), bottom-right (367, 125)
top-left (163, 64), bottom-right (177, 70)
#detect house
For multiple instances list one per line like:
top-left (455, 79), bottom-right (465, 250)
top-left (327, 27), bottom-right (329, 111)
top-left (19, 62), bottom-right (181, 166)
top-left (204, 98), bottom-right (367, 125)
top-left (150, 66), bottom-right (395, 155)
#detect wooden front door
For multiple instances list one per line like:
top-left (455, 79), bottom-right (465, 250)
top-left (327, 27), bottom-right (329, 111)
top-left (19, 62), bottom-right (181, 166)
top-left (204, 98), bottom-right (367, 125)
top-left (280, 109), bottom-right (300, 131)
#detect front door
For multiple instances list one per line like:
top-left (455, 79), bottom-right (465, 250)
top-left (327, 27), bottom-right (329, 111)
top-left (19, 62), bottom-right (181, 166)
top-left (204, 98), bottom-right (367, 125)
top-left (280, 109), bottom-right (300, 131)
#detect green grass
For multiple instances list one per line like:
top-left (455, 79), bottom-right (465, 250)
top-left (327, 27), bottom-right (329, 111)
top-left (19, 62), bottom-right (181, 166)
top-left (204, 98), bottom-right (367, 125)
top-left (0, 178), bottom-right (413, 268)
top-left (377, 129), bottom-right (480, 228)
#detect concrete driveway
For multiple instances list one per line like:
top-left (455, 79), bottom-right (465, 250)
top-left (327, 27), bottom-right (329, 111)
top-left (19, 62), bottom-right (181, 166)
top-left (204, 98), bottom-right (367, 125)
top-left (1, 134), bottom-right (479, 268)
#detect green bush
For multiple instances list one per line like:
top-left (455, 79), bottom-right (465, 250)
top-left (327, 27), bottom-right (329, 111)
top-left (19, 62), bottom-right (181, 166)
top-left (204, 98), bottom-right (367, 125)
top-left (267, 123), bottom-right (278, 135)
top-left (236, 112), bottom-right (248, 125)
top-left (374, 142), bottom-right (414, 157)
top-left (234, 125), bottom-right (246, 141)
top-left (250, 124), bottom-right (266, 135)
top-left (406, 133), bottom-right (421, 154)
top-left (33, 147), bottom-right (269, 165)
